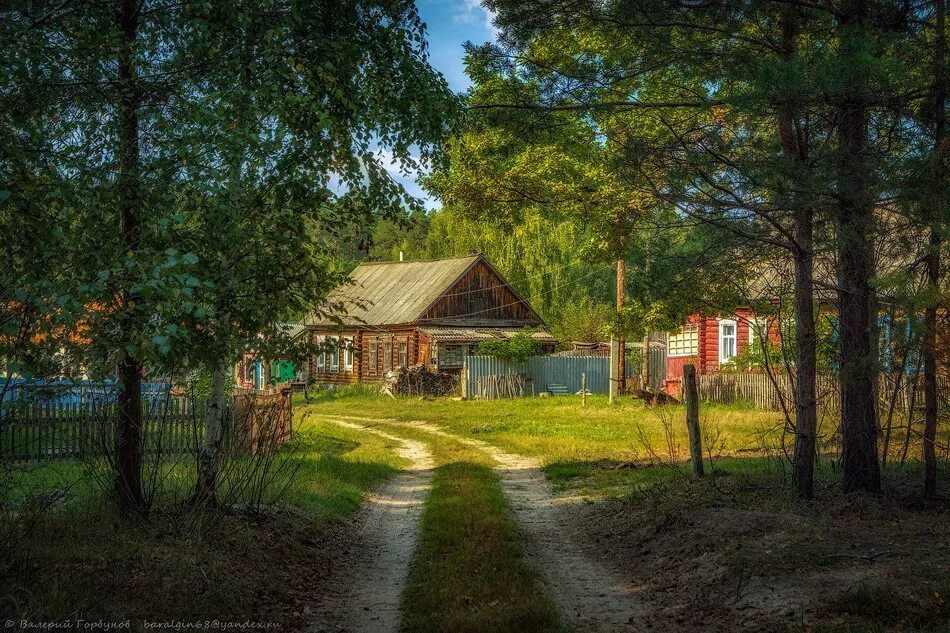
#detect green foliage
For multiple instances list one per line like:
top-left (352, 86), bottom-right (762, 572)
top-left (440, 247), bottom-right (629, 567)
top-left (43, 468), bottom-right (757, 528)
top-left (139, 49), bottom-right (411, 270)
top-left (0, 1), bottom-right (459, 380)
top-left (476, 330), bottom-right (543, 363)
top-left (551, 298), bottom-right (615, 344)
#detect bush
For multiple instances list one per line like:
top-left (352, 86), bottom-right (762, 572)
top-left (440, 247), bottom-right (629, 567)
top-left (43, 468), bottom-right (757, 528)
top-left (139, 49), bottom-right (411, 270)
top-left (476, 330), bottom-right (542, 363)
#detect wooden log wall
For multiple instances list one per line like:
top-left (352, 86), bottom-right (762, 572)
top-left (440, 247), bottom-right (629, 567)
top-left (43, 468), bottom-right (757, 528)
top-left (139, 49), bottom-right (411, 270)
top-left (422, 260), bottom-right (538, 322)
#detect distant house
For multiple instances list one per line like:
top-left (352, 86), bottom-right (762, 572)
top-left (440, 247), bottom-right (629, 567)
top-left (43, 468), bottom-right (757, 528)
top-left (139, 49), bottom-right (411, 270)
top-left (662, 310), bottom-right (780, 391)
top-left (303, 254), bottom-right (557, 384)
top-left (234, 322), bottom-right (306, 390)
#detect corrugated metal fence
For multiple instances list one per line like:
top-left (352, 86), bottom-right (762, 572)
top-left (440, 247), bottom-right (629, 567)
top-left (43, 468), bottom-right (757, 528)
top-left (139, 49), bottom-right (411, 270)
top-left (465, 355), bottom-right (616, 398)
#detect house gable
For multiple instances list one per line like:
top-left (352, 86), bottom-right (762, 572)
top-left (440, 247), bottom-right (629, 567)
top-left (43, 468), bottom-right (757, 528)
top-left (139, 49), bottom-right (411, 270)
top-left (420, 258), bottom-right (542, 324)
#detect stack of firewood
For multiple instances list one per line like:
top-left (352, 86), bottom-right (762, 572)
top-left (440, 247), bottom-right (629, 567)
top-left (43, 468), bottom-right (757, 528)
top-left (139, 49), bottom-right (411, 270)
top-left (384, 364), bottom-right (458, 397)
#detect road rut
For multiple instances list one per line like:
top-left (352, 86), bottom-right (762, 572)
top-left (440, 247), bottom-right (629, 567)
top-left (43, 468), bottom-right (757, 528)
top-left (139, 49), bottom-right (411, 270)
top-left (317, 414), bottom-right (647, 633)
top-left (309, 418), bottom-right (433, 633)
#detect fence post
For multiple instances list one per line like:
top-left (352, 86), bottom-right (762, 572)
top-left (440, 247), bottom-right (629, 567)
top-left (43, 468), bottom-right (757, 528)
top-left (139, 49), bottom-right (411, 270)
top-left (683, 364), bottom-right (704, 477)
top-left (582, 372), bottom-right (587, 407)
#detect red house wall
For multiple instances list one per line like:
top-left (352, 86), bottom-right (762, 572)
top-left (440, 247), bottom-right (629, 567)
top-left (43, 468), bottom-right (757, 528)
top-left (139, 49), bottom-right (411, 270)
top-left (663, 308), bottom-right (761, 397)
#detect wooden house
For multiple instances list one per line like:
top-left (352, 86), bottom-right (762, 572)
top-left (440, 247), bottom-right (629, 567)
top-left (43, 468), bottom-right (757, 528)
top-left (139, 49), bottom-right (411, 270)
top-left (662, 310), bottom-right (780, 391)
top-left (234, 322), bottom-right (306, 390)
top-left (303, 254), bottom-right (557, 384)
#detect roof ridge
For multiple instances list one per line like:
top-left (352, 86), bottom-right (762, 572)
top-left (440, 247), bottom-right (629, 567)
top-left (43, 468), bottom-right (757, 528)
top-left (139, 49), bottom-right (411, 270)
top-left (354, 253), bottom-right (481, 266)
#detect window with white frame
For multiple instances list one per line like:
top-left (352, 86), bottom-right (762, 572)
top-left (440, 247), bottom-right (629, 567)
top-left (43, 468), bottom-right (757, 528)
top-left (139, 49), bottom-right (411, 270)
top-left (327, 336), bottom-right (339, 371)
top-left (314, 335), bottom-right (325, 371)
top-left (398, 340), bottom-right (408, 367)
top-left (668, 324), bottom-right (699, 356)
top-left (719, 319), bottom-right (737, 362)
top-left (343, 337), bottom-right (354, 371)
top-left (749, 318), bottom-right (769, 353)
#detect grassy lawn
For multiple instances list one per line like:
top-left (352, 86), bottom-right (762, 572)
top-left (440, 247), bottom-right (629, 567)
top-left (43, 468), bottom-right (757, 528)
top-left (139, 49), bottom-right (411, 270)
top-left (301, 389), bottom-right (789, 497)
top-left (301, 389), bottom-right (785, 460)
top-left (354, 420), bottom-right (562, 633)
top-left (306, 392), bottom-right (950, 630)
top-left (0, 411), bottom-right (407, 625)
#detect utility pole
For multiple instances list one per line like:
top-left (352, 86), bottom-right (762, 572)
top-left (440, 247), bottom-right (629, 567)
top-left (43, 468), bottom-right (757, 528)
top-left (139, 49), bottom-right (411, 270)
top-left (616, 258), bottom-right (626, 394)
top-left (609, 338), bottom-right (619, 404)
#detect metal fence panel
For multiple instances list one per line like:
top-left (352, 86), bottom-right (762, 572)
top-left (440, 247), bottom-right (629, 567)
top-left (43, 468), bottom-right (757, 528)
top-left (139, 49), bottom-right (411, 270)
top-left (465, 355), bottom-right (610, 398)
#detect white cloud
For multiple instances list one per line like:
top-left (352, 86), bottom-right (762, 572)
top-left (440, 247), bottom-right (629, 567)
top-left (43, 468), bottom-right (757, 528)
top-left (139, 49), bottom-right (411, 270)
top-left (454, 0), bottom-right (499, 39)
top-left (374, 147), bottom-right (439, 210)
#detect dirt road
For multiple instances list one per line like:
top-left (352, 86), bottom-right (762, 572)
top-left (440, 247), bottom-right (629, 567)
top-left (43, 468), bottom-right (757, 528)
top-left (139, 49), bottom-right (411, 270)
top-left (309, 418), bottom-right (434, 633)
top-left (317, 414), bottom-right (647, 633)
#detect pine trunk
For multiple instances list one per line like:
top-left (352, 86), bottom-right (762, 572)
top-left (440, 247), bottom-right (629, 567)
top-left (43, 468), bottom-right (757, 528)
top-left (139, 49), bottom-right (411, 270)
top-left (924, 0), bottom-right (945, 499)
top-left (115, 0), bottom-right (145, 513)
top-left (777, 5), bottom-right (818, 500)
top-left (836, 0), bottom-right (881, 494)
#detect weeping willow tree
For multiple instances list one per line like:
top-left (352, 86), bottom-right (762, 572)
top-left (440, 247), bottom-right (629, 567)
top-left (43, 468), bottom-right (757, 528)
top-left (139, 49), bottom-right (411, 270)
top-left (423, 207), bottom-right (615, 343)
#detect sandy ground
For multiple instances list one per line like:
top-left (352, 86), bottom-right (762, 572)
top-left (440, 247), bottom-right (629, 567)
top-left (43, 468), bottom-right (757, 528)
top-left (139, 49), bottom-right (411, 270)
top-left (308, 419), bottom-right (434, 633)
top-left (318, 414), bottom-right (648, 633)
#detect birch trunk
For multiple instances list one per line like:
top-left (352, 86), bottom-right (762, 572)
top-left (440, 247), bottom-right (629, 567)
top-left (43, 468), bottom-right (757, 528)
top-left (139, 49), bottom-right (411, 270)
top-left (195, 357), bottom-right (229, 505)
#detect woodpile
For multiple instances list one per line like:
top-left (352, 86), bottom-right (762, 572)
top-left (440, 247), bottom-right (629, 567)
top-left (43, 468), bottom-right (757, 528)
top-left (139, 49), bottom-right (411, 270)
top-left (474, 374), bottom-right (529, 399)
top-left (385, 365), bottom-right (458, 397)
top-left (631, 388), bottom-right (679, 406)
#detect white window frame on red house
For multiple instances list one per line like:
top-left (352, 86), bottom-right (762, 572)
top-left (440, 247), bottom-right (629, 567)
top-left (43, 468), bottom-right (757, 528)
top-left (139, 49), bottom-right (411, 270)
top-left (749, 317), bottom-right (769, 353)
top-left (719, 319), bottom-right (737, 363)
top-left (668, 324), bottom-right (699, 357)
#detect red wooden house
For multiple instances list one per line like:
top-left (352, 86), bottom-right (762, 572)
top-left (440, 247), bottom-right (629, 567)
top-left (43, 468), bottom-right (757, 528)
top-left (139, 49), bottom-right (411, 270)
top-left (662, 309), bottom-right (781, 397)
top-left (303, 254), bottom-right (557, 384)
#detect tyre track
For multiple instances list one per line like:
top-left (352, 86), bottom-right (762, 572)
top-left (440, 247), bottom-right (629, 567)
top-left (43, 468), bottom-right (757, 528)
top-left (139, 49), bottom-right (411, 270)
top-left (316, 414), bottom-right (648, 632)
top-left (309, 417), bottom-right (434, 633)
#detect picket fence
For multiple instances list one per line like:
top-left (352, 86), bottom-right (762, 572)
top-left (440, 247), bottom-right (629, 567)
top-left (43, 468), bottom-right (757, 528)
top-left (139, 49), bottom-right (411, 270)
top-left (697, 371), bottom-right (949, 412)
top-left (0, 398), bottom-right (202, 463)
top-left (1, 387), bottom-right (294, 464)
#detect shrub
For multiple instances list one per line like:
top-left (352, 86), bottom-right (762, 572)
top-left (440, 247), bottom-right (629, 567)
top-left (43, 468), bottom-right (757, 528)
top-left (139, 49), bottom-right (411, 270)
top-left (476, 330), bottom-right (542, 363)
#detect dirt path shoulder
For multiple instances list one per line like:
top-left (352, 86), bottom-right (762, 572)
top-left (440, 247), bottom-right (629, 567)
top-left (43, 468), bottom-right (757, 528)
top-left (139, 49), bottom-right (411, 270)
top-left (309, 419), bottom-right (434, 633)
top-left (318, 414), bottom-right (649, 633)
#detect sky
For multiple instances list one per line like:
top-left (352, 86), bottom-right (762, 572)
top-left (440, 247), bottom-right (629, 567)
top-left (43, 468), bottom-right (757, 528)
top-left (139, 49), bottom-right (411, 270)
top-left (381, 0), bottom-right (499, 210)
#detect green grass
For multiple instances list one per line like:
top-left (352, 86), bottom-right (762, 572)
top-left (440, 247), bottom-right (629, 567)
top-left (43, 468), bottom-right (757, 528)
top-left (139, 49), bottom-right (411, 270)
top-left (401, 461), bottom-right (563, 633)
top-left (285, 412), bottom-right (409, 520)
top-left (301, 390), bottom-right (786, 497)
top-left (0, 410), bottom-right (410, 623)
top-left (302, 390), bottom-right (783, 460)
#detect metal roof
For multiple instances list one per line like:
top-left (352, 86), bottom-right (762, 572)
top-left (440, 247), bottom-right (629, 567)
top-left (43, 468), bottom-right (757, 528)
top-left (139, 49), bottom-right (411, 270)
top-left (277, 322), bottom-right (306, 340)
top-left (419, 326), bottom-right (557, 344)
top-left (306, 255), bottom-right (482, 326)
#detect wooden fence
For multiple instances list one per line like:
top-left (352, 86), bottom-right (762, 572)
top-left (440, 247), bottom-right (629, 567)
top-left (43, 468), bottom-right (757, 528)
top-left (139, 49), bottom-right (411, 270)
top-left (232, 387), bottom-right (293, 453)
top-left (697, 371), bottom-right (949, 413)
top-left (0, 398), bottom-right (202, 463)
top-left (0, 387), bottom-right (293, 464)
